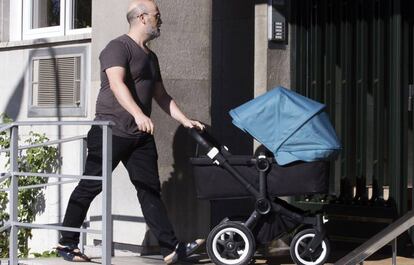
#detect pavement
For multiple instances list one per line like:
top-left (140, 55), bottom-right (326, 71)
top-left (2, 256), bottom-right (414, 265)
top-left (1, 241), bottom-right (413, 265)
top-left (1, 251), bottom-right (414, 265)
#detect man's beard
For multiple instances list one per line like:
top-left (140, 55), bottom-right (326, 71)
top-left (146, 25), bottom-right (160, 40)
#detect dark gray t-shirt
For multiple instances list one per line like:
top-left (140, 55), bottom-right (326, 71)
top-left (95, 34), bottom-right (162, 138)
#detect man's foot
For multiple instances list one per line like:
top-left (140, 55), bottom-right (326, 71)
top-left (163, 239), bottom-right (205, 264)
top-left (55, 244), bottom-right (91, 262)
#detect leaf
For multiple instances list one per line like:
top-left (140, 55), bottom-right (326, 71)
top-left (0, 128), bottom-right (59, 258)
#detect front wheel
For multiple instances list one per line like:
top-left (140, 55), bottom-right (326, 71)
top-left (207, 221), bottom-right (255, 265)
top-left (290, 228), bottom-right (330, 265)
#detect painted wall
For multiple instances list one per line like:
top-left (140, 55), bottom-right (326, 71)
top-left (88, 0), bottom-right (213, 250)
top-left (0, 42), bottom-right (93, 254)
top-left (0, 0), bottom-right (292, 256)
top-left (0, 0), bottom-right (9, 42)
top-left (0, 0), bottom-right (213, 254)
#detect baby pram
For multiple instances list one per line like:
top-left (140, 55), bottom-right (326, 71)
top-left (189, 87), bottom-right (341, 265)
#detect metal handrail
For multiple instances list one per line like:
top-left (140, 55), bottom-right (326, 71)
top-left (0, 120), bottom-right (113, 131)
top-left (0, 223), bottom-right (11, 233)
top-left (0, 121), bottom-right (114, 265)
top-left (0, 180), bottom-right (79, 192)
top-left (0, 173), bottom-right (10, 184)
top-left (0, 135), bottom-right (88, 153)
top-left (12, 172), bottom-right (103, 180)
top-left (334, 210), bottom-right (414, 265)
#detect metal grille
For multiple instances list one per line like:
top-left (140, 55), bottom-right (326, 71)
top-left (32, 56), bottom-right (81, 107)
top-left (292, 0), bottom-right (413, 216)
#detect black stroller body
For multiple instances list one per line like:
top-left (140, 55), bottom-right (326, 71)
top-left (189, 87), bottom-right (341, 265)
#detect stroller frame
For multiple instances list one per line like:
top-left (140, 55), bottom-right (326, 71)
top-left (190, 128), bottom-right (330, 265)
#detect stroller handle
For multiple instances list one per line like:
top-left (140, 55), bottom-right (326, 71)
top-left (189, 128), bottom-right (214, 150)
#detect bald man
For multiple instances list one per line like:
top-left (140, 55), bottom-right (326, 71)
top-left (56, 0), bottom-right (204, 263)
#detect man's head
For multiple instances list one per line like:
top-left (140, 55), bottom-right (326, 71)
top-left (126, 0), bottom-right (162, 40)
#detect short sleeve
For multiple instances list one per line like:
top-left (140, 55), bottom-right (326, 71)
top-left (99, 40), bottom-right (129, 72)
top-left (152, 52), bottom-right (163, 82)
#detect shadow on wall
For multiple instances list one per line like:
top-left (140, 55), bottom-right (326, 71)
top-left (3, 41), bottom-right (63, 236)
top-left (4, 40), bottom-right (64, 121)
top-left (140, 125), bottom-right (210, 251)
top-left (162, 125), bottom-right (210, 241)
top-left (4, 78), bottom-right (24, 121)
top-left (210, 0), bottom-right (254, 155)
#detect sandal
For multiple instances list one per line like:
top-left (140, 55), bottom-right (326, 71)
top-left (56, 244), bottom-right (91, 262)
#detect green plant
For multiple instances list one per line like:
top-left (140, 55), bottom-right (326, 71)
top-left (31, 250), bottom-right (59, 258)
top-left (0, 114), bottom-right (11, 257)
top-left (0, 114), bottom-right (60, 258)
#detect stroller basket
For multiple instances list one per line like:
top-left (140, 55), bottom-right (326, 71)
top-left (191, 155), bottom-right (328, 200)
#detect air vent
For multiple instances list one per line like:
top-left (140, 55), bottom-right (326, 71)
top-left (32, 56), bottom-right (81, 107)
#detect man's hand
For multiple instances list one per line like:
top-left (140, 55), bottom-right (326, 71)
top-left (135, 113), bottom-right (154, 134)
top-left (182, 119), bottom-right (205, 131)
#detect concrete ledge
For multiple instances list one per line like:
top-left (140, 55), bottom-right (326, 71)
top-left (0, 33), bottom-right (92, 50)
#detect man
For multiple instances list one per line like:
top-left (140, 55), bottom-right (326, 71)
top-left (56, 0), bottom-right (205, 263)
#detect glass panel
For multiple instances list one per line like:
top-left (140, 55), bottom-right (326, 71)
top-left (72, 0), bottom-right (91, 29)
top-left (31, 0), bottom-right (61, 29)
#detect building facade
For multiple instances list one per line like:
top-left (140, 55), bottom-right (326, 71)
top-left (0, 0), bottom-right (413, 255)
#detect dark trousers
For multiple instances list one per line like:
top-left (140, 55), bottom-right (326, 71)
top-left (60, 126), bottom-right (178, 255)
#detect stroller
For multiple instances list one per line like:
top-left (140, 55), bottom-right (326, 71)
top-left (189, 87), bottom-right (341, 265)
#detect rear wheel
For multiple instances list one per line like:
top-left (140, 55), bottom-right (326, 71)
top-left (290, 228), bottom-right (330, 265)
top-left (207, 221), bottom-right (255, 265)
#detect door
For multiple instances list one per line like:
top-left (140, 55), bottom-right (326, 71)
top-left (292, 0), bottom-right (414, 242)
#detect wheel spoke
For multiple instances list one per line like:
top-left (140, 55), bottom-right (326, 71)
top-left (228, 250), bottom-right (240, 259)
top-left (217, 239), bottom-right (226, 247)
top-left (308, 252), bottom-right (316, 262)
top-left (211, 223), bottom-right (255, 263)
top-left (221, 247), bottom-right (241, 260)
top-left (229, 231), bottom-right (235, 241)
top-left (234, 241), bottom-right (245, 250)
top-left (298, 241), bottom-right (313, 261)
top-left (300, 237), bottom-right (311, 246)
top-left (299, 247), bottom-right (321, 262)
top-left (300, 251), bottom-right (312, 261)
top-left (308, 245), bottom-right (324, 261)
top-left (221, 249), bottom-right (230, 259)
top-left (292, 231), bottom-right (328, 264)
top-left (299, 241), bottom-right (308, 248)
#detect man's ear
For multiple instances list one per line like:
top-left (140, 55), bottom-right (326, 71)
top-left (139, 14), bottom-right (146, 24)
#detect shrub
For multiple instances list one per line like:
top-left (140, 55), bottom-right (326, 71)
top-left (0, 115), bottom-right (60, 257)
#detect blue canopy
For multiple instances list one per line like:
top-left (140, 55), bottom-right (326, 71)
top-left (229, 86), bottom-right (341, 165)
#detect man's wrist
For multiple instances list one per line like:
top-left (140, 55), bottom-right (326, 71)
top-left (133, 110), bottom-right (145, 120)
top-left (180, 117), bottom-right (190, 125)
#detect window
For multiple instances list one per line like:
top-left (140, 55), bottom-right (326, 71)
top-left (23, 0), bottom-right (91, 39)
top-left (28, 46), bottom-right (89, 117)
top-left (31, 0), bottom-right (61, 29)
top-left (69, 0), bottom-right (92, 30)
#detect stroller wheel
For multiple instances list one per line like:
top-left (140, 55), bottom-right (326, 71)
top-left (290, 229), bottom-right (330, 265)
top-left (207, 221), bottom-right (255, 265)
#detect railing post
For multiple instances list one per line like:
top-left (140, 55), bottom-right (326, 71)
top-left (391, 238), bottom-right (397, 265)
top-left (102, 125), bottom-right (112, 265)
top-left (412, 161), bottom-right (414, 246)
top-left (9, 126), bottom-right (18, 265)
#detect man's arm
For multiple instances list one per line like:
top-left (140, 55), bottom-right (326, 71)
top-left (153, 81), bottom-right (204, 130)
top-left (106, 66), bottom-right (155, 134)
